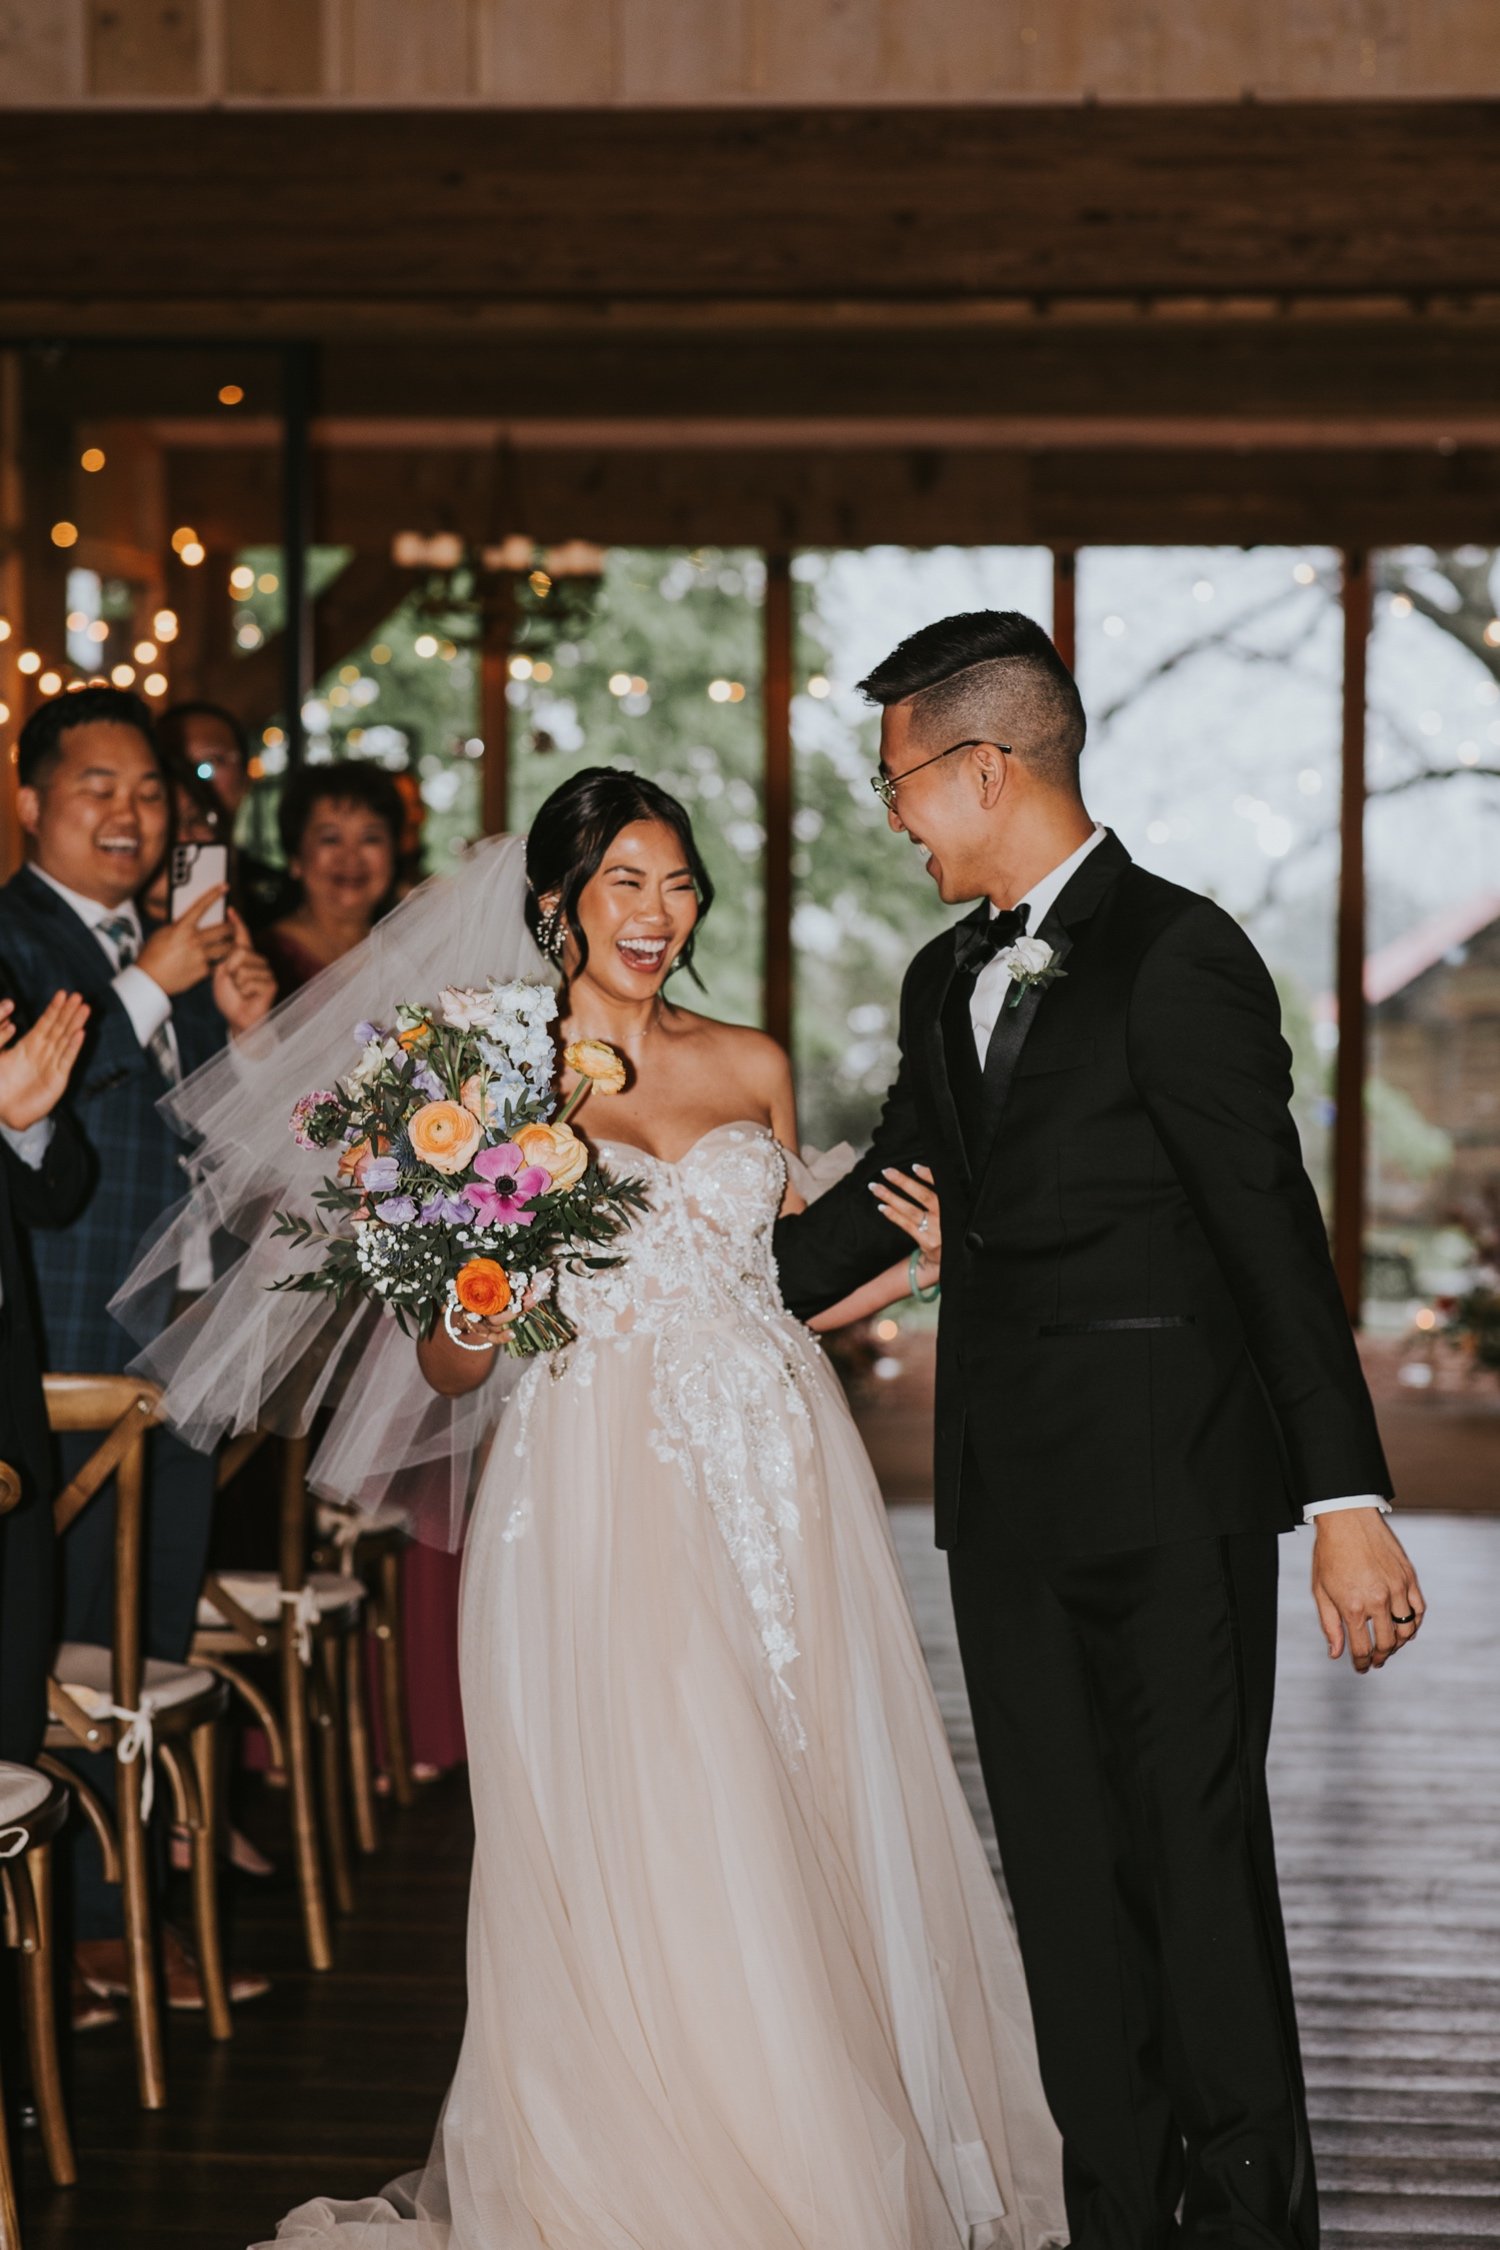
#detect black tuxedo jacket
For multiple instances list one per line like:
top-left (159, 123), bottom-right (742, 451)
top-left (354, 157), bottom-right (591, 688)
top-left (773, 832), bottom-right (1392, 1554)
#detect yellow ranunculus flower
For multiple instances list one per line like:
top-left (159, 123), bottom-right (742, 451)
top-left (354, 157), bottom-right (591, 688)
top-left (563, 1038), bottom-right (627, 1095)
top-left (514, 1121), bottom-right (590, 1191)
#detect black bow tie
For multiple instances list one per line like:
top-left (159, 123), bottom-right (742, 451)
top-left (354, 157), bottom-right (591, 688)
top-left (953, 902), bottom-right (1030, 976)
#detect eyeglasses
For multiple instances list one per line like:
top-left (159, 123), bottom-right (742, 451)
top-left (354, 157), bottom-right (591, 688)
top-left (869, 738), bottom-right (1011, 812)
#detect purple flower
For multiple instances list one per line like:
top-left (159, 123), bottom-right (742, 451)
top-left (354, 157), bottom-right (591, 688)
top-left (358, 1154), bottom-right (401, 1192)
top-left (418, 1192), bottom-right (471, 1226)
top-left (354, 1020), bottom-right (382, 1046)
top-left (289, 1089), bottom-right (341, 1150)
top-left (374, 1195), bottom-right (417, 1225)
top-left (413, 1065), bottom-right (445, 1100)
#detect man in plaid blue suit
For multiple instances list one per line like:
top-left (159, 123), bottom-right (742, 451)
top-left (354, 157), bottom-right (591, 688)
top-left (0, 686), bottom-right (275, 2012)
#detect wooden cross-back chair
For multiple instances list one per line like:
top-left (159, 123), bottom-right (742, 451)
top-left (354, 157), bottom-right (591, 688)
top-left (0, 1463), bottom-right (73, 2250)
top-left (39, 1375), bottom-right (232, 2112)
top-left (310, 1496), bottom-right (415, 1809)
top-left (193, 1429), bottom-right (373, 1973)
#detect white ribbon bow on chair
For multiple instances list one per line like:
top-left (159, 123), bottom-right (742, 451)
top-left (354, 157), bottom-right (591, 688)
top-left (280, 1585), bottom-right (321, 1667)
top-left (0, 1825), bottom-right (29, 1859)
top-left (110, 1698), bottom-right (159, 1822)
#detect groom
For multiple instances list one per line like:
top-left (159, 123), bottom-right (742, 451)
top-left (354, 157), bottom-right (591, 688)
top-left (773, 610), bottom-right (1423, 2250)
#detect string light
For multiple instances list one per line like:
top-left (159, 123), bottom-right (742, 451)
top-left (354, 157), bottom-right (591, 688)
top-left (110, 662), bottom-right (136, 687)
top-left (17, 651), bottom-right (41, 675)
top-left (806, 674), bottom-right (830, 698)
top-left (38, 670), bottom-right (62, 695)
top-left (708, 679), bottom-right (731, 702)
top-left (262, 725), bottom-right (285, 748)
top-left (531, 659), bottom-right (553, 683)
top-left (134, 640), bottom-right (157, 664)
top-left (80, 447), bottom-right (106, 473)
top-left (256, 572), bottom-right (278, 595)
top-left (609, 672), bottom-right (632, 696)
top-left (0, 701), bottom-right (8, 724)
top-left (371, 643), bottom-right (391, 664)
top-left (1293, 562), bottom-right (1317, 585)
top-left (0, 620), bottom-right (10, 641)
top-left (87, 618), bottom-right (109, 643)
top-left (143, 671), bottom-right (168, 696)
top-left (65, 681), bottom-right (85, 693)
top-left (153, 609), bottom-right (179, 641)
top-left (229, 565), bottom-right (255, 593)
top-left (338, 664), bottom-right (360, 685)
top-left (528, 569), bottom-right (552, 597)
top-left (50, 521), bottom-right (78, 548)
top-left (509, 655), bottom-right (533, 680)
top-left (218, 384), bottom-right (245, 406)
top-left (1485, 620), bottom-right (1500, 647)
top-left (170, 526), bottom-right (199, 555)
top-left (179, 541), bottom-right (206, 567)
top-left (414, 634), bottom-right (438, 658)
top-left (67, 609), bottom-right (89, 632)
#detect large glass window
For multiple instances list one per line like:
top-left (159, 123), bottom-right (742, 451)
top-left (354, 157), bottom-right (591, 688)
top-left (1076, 547), bottom-right (1343, 1207)
top-left (1364, 547), bottom-right (1500, 1321)
top-left (791, 547), bottom-right (1052, 1147)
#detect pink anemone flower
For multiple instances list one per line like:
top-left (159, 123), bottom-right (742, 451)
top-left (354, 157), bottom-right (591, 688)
top-left (464, 1142), bottom-right (551, 1228)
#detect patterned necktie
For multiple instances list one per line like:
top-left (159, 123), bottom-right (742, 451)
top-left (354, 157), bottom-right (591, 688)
top-left (952, 901), bottom-right (1030, 977)
top-left (99, 913), bottom-right (179, 1083)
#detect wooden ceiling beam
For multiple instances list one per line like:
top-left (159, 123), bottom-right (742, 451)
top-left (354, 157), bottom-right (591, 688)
top-left (158, 440), bottom-right (1500, 552)
top-left (5, 104), bottom-right (1500, 322)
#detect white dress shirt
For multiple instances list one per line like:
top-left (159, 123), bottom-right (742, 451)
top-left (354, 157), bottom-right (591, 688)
top-left (28, 867), bottom-right (213, 1292)
top-left (968, 827), bottom-right (1387, 1527)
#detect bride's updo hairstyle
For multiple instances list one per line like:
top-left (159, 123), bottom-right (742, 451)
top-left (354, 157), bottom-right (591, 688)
top-left (525, 764), bottom-right (716, 984)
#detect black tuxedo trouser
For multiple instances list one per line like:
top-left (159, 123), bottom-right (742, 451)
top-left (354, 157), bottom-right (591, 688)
top-left (949, 1475), bottom-right (1315, 2250)
top-left (55, 1426), bottom-right (216, 1942)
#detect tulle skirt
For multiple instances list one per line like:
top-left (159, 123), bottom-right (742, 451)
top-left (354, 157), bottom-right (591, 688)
top-left (256, 1323), bottom-right (1065, 2249)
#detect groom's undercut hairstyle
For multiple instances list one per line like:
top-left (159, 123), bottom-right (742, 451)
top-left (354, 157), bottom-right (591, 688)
top-left (526, 764), bottom-right (716, 985)
top-left (858, 611), bottom-right (1087, 791)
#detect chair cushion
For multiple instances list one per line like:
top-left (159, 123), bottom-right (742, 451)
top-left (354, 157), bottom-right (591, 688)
top-left (54, 1646), bottom-right (218, 1715)
top-left (0, 1761), bottom-right (53, 1828)
top-left (314, 1500), bottom-right (408, 1542)
top-left (195, 1570), bottom-right (365, 1630)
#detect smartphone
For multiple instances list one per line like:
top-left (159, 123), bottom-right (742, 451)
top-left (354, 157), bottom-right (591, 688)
top-left (170, 841), bottom-right (229, 927)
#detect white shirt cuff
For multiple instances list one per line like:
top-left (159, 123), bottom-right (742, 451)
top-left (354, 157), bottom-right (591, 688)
top-left (113, 964), bottom-right (172, 1051)
top-left (1303, 1493), bottom-right (1391, 1522)
top-left (0, 1116), bottom-right (54, 1169)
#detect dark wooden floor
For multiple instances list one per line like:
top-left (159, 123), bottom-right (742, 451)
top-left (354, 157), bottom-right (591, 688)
top-left (15, 1511), bottom-right (1500, 2248)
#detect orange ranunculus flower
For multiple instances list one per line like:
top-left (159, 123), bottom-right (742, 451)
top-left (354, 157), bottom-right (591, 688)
top-left (337, 1132), bottom-right (388, 1181)
top-left (514, 1120), bottom-right (589, 1191)
top-left (563, 1038), bottom-right (626, 1095)
top-left (409, 1100), bottom-right (483, 1176)
top-left (455, 1258), bottom-right (511, 1318)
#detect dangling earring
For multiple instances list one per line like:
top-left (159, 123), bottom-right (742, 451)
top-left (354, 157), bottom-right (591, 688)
top-left (538, 904), bottom-right (566, 963)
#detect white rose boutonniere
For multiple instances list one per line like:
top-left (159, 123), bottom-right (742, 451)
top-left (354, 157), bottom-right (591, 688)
top-left (998, 935), bottom-right (1066, 1010)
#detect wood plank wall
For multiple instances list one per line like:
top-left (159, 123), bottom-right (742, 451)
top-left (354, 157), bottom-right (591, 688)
top-left (6, 0), bottom-right (1500, 104)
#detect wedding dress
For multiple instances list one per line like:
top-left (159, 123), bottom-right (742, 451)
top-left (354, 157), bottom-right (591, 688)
top-left (258, 1121), bottom-right (1065, 2249)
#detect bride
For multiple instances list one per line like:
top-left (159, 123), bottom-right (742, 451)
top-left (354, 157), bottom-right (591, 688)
top-left (123, 766), bottom-right (1065, 2249)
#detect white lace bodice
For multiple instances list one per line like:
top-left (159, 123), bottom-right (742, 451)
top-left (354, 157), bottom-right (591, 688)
top-left (555, 1119), bottom-right (790, 1341)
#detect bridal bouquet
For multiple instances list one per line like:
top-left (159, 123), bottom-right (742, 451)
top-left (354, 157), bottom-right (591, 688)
top-left (272, 979), bottom-right (647, 1354)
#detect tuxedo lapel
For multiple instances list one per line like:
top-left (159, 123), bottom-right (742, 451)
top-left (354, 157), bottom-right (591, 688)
top-left (922, 935), bottom-right (978, 1190)
top-left (972, 830), bottom-right (1131, 1172)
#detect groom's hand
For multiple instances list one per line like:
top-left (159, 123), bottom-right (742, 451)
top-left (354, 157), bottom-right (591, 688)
top-left (1310, 1509), bottom-right (1426, 1674)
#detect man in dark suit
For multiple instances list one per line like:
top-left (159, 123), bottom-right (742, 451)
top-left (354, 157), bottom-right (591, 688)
top-left (774, 612), bottom-right (1424, 2250)
top-left (0, 685), bottom-right (275, 2010)
top-left (0, 985), bottom-right (91, 1766)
